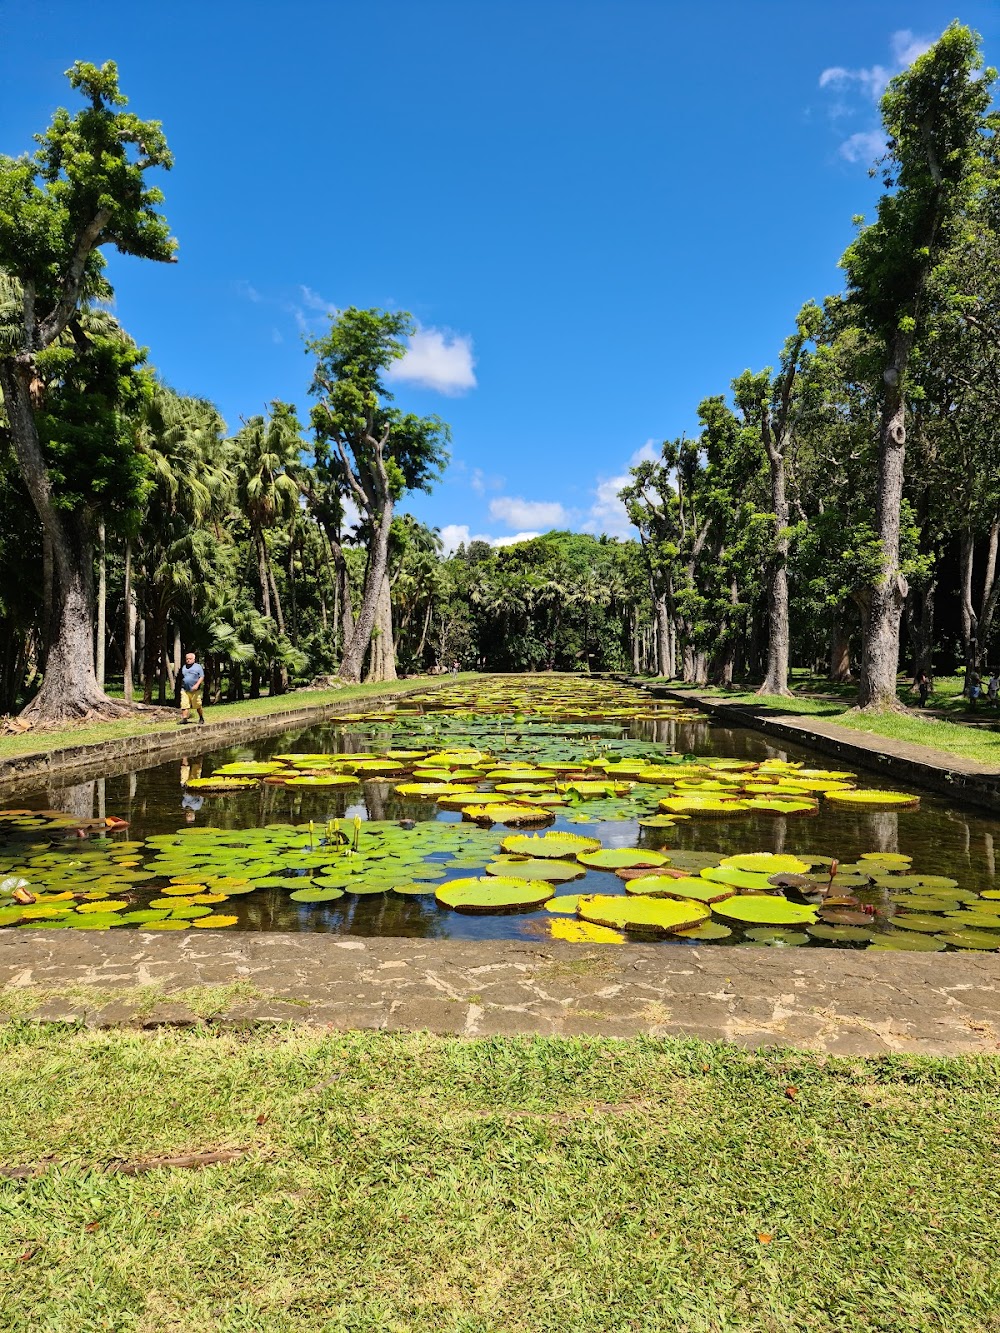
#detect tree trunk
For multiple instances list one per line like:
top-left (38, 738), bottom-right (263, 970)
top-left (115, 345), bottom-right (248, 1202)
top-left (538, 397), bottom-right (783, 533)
top-left (96, 521), bottom-right (106, 690)
top-left (857, 333), bottom-right (912, 709)
top-left (364, 570), bottom-right (398, 683)
top-left (829, 612), bottom-right (853, 683)
top-left (257, 534), bottom-right (272, 620)
top-left (416, 601), bottom-right (432, 663)
top-left (654, 594), bottom-right (670, 677)
top-left (758, 449), bottom-right (791, 695)
top-left (0, 360), bottom-right (128, 721)
top-left (123, 539), bottom-right (134, 704)
top-left (977, 521), bottom-right (1000, 670)
top-left (340, 500), bottom-right (394, 682)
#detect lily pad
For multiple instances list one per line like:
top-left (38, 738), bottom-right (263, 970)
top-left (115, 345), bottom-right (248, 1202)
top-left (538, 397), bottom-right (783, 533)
top-left (807, 923), bottom-right (874, 943)
top-left (437, 876), bottom-right (553, 913)
top-left (712, 897), bottom-right (817, 926)
top-left (936, 930), bottom-right (1000, 950)
top-left (577, 848), bottom-right (669, 871)
top-left (548, 918), bottom-right (625, 944)
top-left (625, 874), bottom-right (733, 904)
top-left (484, 858), bottom-right (584, 882)
top-left (742, 928), bottom-right (809, 946)
top-left (289, 887), bottom-right (345, 903)
top-left (673, 920), bottom-right (733, 941)
top-left (869, 932), bottom-right (946, 952)
top-left (576, 893), bottom-right (709, 934)
top-left (720, 853), bottom-right (810, 875)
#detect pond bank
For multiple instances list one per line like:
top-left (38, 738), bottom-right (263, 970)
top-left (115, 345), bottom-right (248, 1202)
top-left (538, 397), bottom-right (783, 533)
top-left (0, 675), bottom-right (469, 794)
top-left (633, 683), bottom-right (1000, 814)
top-left (2, 930), bottom-right (997, 1055)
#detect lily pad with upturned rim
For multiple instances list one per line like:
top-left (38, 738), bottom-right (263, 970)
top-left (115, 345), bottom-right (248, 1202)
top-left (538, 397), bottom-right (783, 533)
top-left (576, 893), bottom-right (709, 935)
top-left (712, 897), bottom-right (817, 927)
top-left (436, 876), bottom-right (554, 914)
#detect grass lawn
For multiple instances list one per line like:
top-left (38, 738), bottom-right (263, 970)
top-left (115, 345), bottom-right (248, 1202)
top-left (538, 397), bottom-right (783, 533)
top-left (1, 1026), bottom-right (998, 1332)
top-left (657, 673), bottom-right (1000, 769)
top-left (0, 675), bottom-right (477, 766)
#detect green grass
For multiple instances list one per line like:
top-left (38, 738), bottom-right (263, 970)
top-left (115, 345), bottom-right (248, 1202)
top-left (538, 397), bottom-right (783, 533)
top-left (0, 675), bottom-right (479, 765)
top-left (1, 1026), bottom-right (998, 1331)
top-left (651, 672), bottom-right (1000, 768)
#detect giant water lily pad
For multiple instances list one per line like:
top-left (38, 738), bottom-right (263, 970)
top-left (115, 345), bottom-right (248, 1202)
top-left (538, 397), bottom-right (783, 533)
top-left (500, 831), bottom-right (602, 859)
top-left (720, 853), bottom-right (810, 875)
top-left (289, 887), bottom-right (345, 903)
top-left (712, 897), bottom-right (817, 927)
top-left (548, 918), bottom-right (625, 944)
top-left (436, 876), bottom-right (553, 913)
top-left (577, 848), bottom-right (669, 871)
top-left (826, 790), bottom-right (920, 811)
top-left (892, 913), bottom-right (951, 933)
top-left (625, 874), bottom-right (733, 904)
top-left (576, 894), bottom-right (709, 935)
top-left (484, 858), bottom-right (584, 882)
top-left (461, 804), bottom-right (555, 827)
top-left (701, 866), bottom-right (774, 893)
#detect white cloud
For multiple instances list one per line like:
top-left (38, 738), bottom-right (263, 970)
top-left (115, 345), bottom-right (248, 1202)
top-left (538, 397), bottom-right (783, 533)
top-left (819, 29), bottom-right (936, 162)
top-left (440, 524), bottom-right (488, 554)
top-left (839, 130), bottom-right (886, 164)
top-left (235, 279), bottom-right (262, 302)
top-left (493, 532), bottom-right (542, 547)
top-left (387, 325), bottom-right (477, 395)
top-left (581, 439), bottom-right (660, 540)
top-left (489, 496), bottom-right (569, 529)
top-left (298, 285), bottom-right (338, 315)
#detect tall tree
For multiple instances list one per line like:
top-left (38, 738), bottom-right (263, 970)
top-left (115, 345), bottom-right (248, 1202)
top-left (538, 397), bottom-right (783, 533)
top-left (0, 60), bottom-right (174, 719)
top-left (308, 308), bottom-right (449, 683)
top-left (842, 24), bottom-right (995, 708)
top-left (733, 300), bottom-right (821, 695)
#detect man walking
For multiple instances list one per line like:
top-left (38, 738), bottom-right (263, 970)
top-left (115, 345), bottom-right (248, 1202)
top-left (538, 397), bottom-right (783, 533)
top-left (179, 651), bottom-right (206, 725)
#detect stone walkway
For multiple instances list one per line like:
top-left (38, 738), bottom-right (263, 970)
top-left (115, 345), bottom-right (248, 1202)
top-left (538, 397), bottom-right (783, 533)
top-left (2, 930), bottom-right (999, 1055)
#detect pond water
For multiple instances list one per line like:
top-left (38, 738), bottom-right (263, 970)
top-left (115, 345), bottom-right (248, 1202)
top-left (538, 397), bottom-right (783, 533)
top-left (4, 677), bottom-right (1000, 951)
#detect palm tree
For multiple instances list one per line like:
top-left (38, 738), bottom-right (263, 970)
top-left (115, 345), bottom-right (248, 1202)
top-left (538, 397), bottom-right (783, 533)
top-left (230, 402), bottom-right (303, 635)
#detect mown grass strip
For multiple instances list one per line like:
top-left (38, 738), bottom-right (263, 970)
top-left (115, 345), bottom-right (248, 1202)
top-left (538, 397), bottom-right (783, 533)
top-left (1, 1026), bottom-right (998, 1331)
top-left (0, 675), bottom-right (478, 765)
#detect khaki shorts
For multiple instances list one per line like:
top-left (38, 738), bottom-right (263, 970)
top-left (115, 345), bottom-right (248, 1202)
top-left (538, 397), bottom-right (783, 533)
top-left (181, 687), bottom-right (203, 711)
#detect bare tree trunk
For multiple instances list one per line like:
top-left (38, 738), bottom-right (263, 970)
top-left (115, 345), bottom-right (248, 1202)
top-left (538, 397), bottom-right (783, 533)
top-left (959, 526), bottom-right (977, 683)
top-left (257, 535), bottom-right (272, 620)
top-left (364, 571), bottom-right (398, 683)
top-left (416, 601), bottom-right (432, 663)
top-left (857, 332), bottom-right (912, 709)
top-left (123, 539), bottom-right (134, 704)
top-left (0, 360), bottom-right (126, 720)
top-left (758, 448), bottom-right (790, 695)
top-left (96, 521), bottom-right (106, 690)
top-left (341, 500), bottom-right (394, 682)
top-left (829, 611), bottom-right (853, 683)
top-left (976, 517), bottom-right (1000, 669)
top-left (631, 613), bottom-right (641, 673)
top-left (654, 594), bottom-right (670, 677)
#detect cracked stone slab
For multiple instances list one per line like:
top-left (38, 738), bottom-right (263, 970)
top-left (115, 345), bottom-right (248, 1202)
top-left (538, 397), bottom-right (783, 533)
top-left (1, 931), bottom-right (1000, 1055)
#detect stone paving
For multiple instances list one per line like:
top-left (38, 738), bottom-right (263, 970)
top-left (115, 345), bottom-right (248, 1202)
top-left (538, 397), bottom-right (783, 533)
top-left (2, 929), bottom-right (999, 1055)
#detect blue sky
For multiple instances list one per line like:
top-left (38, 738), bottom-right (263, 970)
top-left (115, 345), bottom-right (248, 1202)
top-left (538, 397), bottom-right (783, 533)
top-left (4, 1), bottom-right (999, 549)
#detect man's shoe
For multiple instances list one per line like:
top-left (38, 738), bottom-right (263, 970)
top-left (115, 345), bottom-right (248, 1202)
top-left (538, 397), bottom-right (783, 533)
top-left (198, 717), bottom-right (205, 725)
top-left (178, 719), bottom-right (190, 725)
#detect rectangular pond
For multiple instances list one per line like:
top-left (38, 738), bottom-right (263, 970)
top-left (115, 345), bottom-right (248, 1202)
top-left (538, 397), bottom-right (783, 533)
top-left (4, 677), bottom-right (1000, 953)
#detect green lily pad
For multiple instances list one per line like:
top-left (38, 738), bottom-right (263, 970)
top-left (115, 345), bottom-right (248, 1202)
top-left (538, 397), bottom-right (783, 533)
top-left (289, 887), bottom-right (345, 903)
top-left (720, 853), bottom-right (810, 875)
top-left (869, 932), bottom-right (946, 951)
top-left (544, 893), bottom-right (589, 915)
top-left (742, 928), bottom-right (809, 946)
top-left (436, 876), bottom-right (553, 913)
top-left (484, 858), bottom-right (584, 882)
top-left (625, 874), bottom-right (734, 904)
top-left (701, 866), bottom-right (775, 892)
top-left (673, 920), bottom-right (733, 941)
top-left (936, 930), bottom-right (1000, 950)
top-left (577, 848), bottom-right (670, 871)
top-left (712, 897), bottom-right (817, 927)
top-left (891, 913), bottom-right (951, 933)
top-left (576, 893), bottom-right (709, 934)
top-left (807, 923), bottom-right (874, 943)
